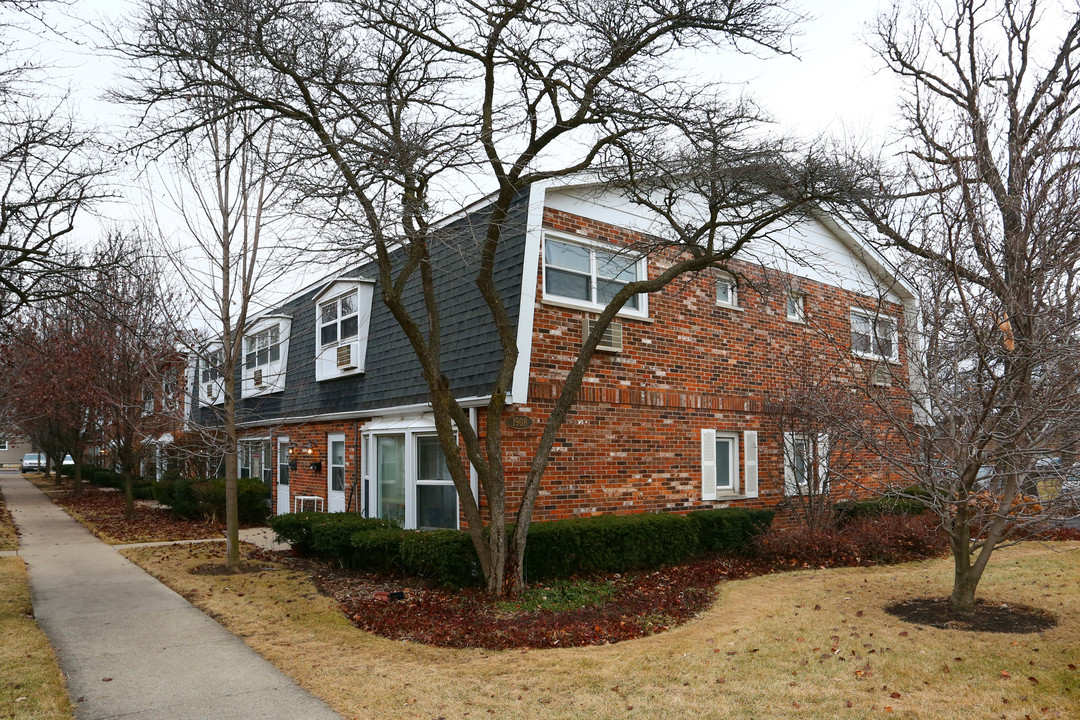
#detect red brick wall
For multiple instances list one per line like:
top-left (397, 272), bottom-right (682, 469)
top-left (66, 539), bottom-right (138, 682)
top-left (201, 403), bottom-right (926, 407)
top-left (242, 207), bottom-right (912, 527)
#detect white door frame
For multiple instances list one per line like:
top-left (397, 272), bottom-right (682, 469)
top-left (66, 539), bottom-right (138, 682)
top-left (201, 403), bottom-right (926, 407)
top-left (327, 433), bottom-right (346, 512)
top-left (276, 436), bottom-right (290, 516)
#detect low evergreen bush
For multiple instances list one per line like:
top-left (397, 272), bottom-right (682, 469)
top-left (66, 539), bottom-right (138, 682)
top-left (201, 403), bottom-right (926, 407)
top-left (688, 508), bottom-right (775, 554)
top-left (155, 477), bottom-right (269, 523)
top-left (398, 529), bottom-right (480, 589)
top-left (274, 506), bottom-right (774, 587)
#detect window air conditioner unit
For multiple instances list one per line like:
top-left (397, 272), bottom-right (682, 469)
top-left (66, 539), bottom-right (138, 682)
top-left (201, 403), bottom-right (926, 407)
top-left (253, 368), bottom-right (264, 386)
top-left (584, 318), bottom-right (623, 353)
top-left (336, 342), bottom-right (358, 370)
top-left (871, 363), bottom-right (891, 387)
top-left (205, 383), bottom-right (218, 401)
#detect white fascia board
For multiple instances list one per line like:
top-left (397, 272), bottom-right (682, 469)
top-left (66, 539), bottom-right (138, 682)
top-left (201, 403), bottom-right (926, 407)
top-left (311, 275), bottom-right (376, 304)
top-left (813, 211), bottom-right (917, 302)
top-left (509, 180), bottom-right (550, 406)
top-left (234, 394), bottom-right (494, 428)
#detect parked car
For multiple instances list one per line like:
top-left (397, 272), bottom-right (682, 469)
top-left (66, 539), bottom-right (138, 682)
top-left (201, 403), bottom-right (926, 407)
top-left (20, 453), bottom-right (46, 473)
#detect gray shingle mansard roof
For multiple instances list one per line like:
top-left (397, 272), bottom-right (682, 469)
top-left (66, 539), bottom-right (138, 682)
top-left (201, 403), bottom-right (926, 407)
top-left (195, 190), bottom-right (531, 427)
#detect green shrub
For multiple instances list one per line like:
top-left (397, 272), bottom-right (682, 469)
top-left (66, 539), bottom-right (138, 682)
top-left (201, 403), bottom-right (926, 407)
top-left (398, 529), bottom-right (480, 589)
top-left (310, 514), bottom-right (394, 559)
top-left (834, 496), bottom-right (927, 523)
top-left (269, 513), bottom-right (393, 555)
top-left (155, 477), bottom-right (269, 524)
top-left (278, 507), bottom-right (773, 587)
top-left (92, 469), bottom-right (122, 489)
top-left (269, 512), bottom-right (323, 551)
top-left (688, 508), bottom-right (775, 554)
top-left (524, 512), bottom-right (700, 581)
top-left (349, 528), bottom-right (406, 574)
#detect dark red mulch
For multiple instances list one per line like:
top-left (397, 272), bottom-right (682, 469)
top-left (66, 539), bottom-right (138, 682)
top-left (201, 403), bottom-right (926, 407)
top-left (884, 597), bottom-right (1058, 633)
top-left (307, 554), bottom-right (765, 650)
top-left (48, 486), bottom-right (230, 543)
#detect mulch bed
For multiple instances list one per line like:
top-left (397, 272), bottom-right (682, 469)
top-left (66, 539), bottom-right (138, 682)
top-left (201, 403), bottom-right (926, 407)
top-left (884, 597), bottom-right (1058, 633)
top-left (301, 554), bottom-right (766, 650)
top-left (44, 484), bottom-right (228, 544)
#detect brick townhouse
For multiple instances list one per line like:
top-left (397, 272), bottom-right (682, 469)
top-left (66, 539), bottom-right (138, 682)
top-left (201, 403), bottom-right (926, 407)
top-left (188, 180), bottom-right (917, 528)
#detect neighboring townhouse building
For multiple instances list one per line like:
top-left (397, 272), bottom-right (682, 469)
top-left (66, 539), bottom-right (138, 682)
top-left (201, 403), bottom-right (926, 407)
top-left (0, 434), bottom-right (39, 467)
top-left (189, 181), bottom-right (917, 528)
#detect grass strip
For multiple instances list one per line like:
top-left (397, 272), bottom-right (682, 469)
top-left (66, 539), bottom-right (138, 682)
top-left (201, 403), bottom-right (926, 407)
top-left (0, 557), bottom-right (73, 719)
top-left (121, 542), bottom-right (1080, 720)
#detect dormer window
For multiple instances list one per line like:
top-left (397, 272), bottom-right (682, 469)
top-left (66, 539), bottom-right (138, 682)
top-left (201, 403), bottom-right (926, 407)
top-left (320, 293), bottom-right (358, 347)
top-left (245, 326), bottom-right (281, 369)
top-left (201, 349), bottom-right (222, 383)
top-left (199, 348), bottom-right (224, 406)
top-left (241, 317), bottom-right (291, 397)
top-left (313, 277), bottom-right (375, 382)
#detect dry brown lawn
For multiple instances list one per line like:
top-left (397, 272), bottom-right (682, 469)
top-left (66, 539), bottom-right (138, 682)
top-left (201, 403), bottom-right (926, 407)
top-left (0, 484), bottom-right (17, 552)
top-left (120, 542), bottom-right (1080, 720)
top-left (0, 558), bottom-right (73, 719)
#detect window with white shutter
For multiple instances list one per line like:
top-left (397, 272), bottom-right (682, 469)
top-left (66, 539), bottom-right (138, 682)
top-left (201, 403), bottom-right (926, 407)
top-left (702, 429), bottom-right (740, 499)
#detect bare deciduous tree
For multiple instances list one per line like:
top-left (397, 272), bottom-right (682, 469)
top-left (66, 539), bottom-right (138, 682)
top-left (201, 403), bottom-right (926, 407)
top-left (854, 0), bottom-right (1080, 614)
top-left (116, 0), bottom-right (870, 593)
top-left (0, 2), bottom-right (105, 319)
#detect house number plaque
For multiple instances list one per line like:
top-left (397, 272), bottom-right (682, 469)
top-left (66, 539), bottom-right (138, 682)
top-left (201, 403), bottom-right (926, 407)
top-left (506, 415), bottom-right (533, 429)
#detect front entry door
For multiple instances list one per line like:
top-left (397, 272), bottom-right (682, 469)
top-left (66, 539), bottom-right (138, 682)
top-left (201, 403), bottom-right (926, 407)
top-left (328, 434), bottom-right (346, 512)
top-left (276, 438), bottom-right (290, 515)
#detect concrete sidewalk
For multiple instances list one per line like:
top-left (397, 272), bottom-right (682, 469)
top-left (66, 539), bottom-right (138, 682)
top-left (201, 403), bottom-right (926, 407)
top-left (0, 473), bottom-right (341, 720)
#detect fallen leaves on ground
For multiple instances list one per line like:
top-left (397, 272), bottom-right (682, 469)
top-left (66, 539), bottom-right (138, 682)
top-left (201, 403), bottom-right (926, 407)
top-left (302, 553), bottom-right (764, 650)
top-left (47, 485), bottom-right (228, 544)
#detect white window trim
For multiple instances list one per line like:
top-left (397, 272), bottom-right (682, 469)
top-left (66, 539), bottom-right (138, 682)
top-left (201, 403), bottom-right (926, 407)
top-left (716, 272), bottom-right (741, 310)
top-left (199, 347), bottom-right (225, 407)
top-left (362, 416), bottom-right (461, 530)
top-left (244, 325), bottom-right (281, 370)
top-left (0, 441), bottom-right (8, 451)
top-left (701, 429), bottom-right (741, 500)
top-left (783, 432), bottom-right (830, 497)
top-left (786, 291), bottom-right (806, 323)
top-left (541, 230), bottom-right (649, 319)
top-left (241, 317), bottom-right (291, 397)
top-left (313, 278), bottom-right (374, 382)
top-left (851, 308), bottom-right (899, 363)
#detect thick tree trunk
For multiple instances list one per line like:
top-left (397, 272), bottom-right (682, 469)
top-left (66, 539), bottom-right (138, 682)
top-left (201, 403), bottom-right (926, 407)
top-left (949, 510), bottom-right (977, 615)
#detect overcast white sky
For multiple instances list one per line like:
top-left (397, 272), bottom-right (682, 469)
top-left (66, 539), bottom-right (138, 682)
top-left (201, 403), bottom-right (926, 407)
top-left (19, 0), bottom-right (903, 318)
top-left (29, 0), bottom-right (897, 225)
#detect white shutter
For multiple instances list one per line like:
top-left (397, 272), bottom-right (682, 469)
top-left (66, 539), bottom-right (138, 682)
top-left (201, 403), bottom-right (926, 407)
top-left (701, 429), bottom-right (717, 501)
top-left (743, 430), bottom-right (758, 498)
top-left (816, 434), bottom-right (830, 493)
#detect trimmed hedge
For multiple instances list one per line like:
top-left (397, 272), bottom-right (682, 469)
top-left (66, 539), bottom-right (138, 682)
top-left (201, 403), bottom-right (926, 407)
top-left (269, 512), bottom-right (393, 554)
top-left (834, 496), bottom-right (928, 522)
top-left (154, 477), bottom-right (269, 524)
top-left (272, 507), bottom-right (774, 588)
top-left (689, 508), bottom-right (776, 554)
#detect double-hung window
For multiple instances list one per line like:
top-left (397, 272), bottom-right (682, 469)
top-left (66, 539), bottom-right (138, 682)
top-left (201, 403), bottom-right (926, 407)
top-left (245, 326), bottom-right (280, 369)
top-left (784, 432), bottom-right (829, 496)
top-left (544, 235), bottom-right (645, 314)
top-left (201, 349), bottom-right (222, 383)
top-left (320, 292), bottom-right (359, 347)
top-left (701, 429), bottom-right (758, 500)
top-left (851, 310), bottom-right (898, 362)
top-left (415, 436), bottom-right (457, 530)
